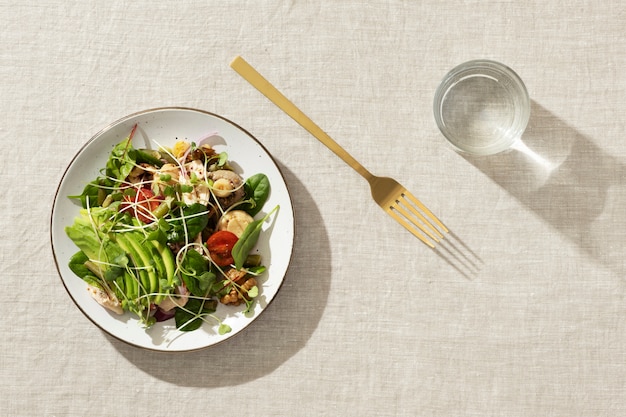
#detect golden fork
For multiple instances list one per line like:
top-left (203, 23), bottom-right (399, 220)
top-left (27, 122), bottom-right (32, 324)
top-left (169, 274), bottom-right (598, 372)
top-left (230, 56), bottom-right (448, 248)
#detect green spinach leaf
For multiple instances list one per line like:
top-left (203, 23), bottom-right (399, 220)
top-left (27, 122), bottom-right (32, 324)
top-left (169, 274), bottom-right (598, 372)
top-left (175, 298), bottom-right (218, 332)
top-left (179, 249), bottom-right (217, 296)
top-left (241, 173), bottom-right (271, 217)
top-left (232, 205), bottom-right (279, 269)
top-left (68, 251), bottom-right (91, 278)
top-left (166, 203), bottom-right (209, 244)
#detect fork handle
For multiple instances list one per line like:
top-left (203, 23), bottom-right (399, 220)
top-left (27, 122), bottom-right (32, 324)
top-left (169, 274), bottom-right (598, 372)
top-left (230, 56), bottom-right (373, 181)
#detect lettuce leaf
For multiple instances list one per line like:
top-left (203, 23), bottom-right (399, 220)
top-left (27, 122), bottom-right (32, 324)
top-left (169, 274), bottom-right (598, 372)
top-left (65, 208), bottom-right (127, 280)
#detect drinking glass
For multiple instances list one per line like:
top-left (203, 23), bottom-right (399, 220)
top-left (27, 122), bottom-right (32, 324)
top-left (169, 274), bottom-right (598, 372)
top-left (433, 59), bottom-right (530, 156)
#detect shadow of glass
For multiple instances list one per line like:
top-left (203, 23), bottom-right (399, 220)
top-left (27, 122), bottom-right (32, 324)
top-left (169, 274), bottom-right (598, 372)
top-left (461, 100), bottom-right (626, 274)
top-left (110, 163), bottom-right (332, 386)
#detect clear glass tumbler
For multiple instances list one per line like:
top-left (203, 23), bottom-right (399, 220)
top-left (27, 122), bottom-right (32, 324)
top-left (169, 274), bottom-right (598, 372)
top-left (433, 60), bottom-right (530, 156)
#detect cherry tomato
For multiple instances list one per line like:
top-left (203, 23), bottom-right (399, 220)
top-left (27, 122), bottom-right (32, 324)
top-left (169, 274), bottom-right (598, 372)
top-left (206, 230), bottom-right (239, 266)
top-left (121, 187), bottom-right (160, 223)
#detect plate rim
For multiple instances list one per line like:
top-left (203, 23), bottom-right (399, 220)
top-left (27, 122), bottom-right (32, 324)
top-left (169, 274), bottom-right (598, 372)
top-left (50, 106), bottom-right (296, 352)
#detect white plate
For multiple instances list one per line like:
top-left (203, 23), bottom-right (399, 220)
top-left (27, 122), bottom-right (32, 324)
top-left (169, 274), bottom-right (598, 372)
top-left (50, 107), bottom-right (295, 352)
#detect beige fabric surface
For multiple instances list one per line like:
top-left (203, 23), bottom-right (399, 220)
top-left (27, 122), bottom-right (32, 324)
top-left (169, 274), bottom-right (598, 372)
top-left (2, 1), bottom-right (625, 416)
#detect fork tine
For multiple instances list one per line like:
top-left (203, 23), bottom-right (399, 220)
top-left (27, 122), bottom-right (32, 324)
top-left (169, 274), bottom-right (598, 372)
top-left (387, 190), bottom-right (448, 247)
top-left (387, 208), bottom-right (437, 248)
top-left (396, 195), bottom-right (444, 239)
top-left (392, 200), bottom-right (442, 241)
top-left (402, 191), bottom-right (449, 234)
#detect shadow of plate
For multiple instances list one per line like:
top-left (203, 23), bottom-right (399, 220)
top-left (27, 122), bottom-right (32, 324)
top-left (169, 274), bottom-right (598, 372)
top-left (110, 163), bottom-right (332, 387)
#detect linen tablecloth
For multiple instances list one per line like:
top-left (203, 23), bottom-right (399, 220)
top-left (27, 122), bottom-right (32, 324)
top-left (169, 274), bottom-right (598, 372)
top-left (2, 1), bottom-right (625, 415)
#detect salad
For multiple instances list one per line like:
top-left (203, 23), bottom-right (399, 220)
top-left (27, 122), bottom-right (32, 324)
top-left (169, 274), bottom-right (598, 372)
top-left (65, 125), bottom-right (278, 334)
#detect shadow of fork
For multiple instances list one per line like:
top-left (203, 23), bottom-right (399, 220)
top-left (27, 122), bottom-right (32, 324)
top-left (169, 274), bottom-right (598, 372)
top-left (433, 230), bottom-right (484, 280)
